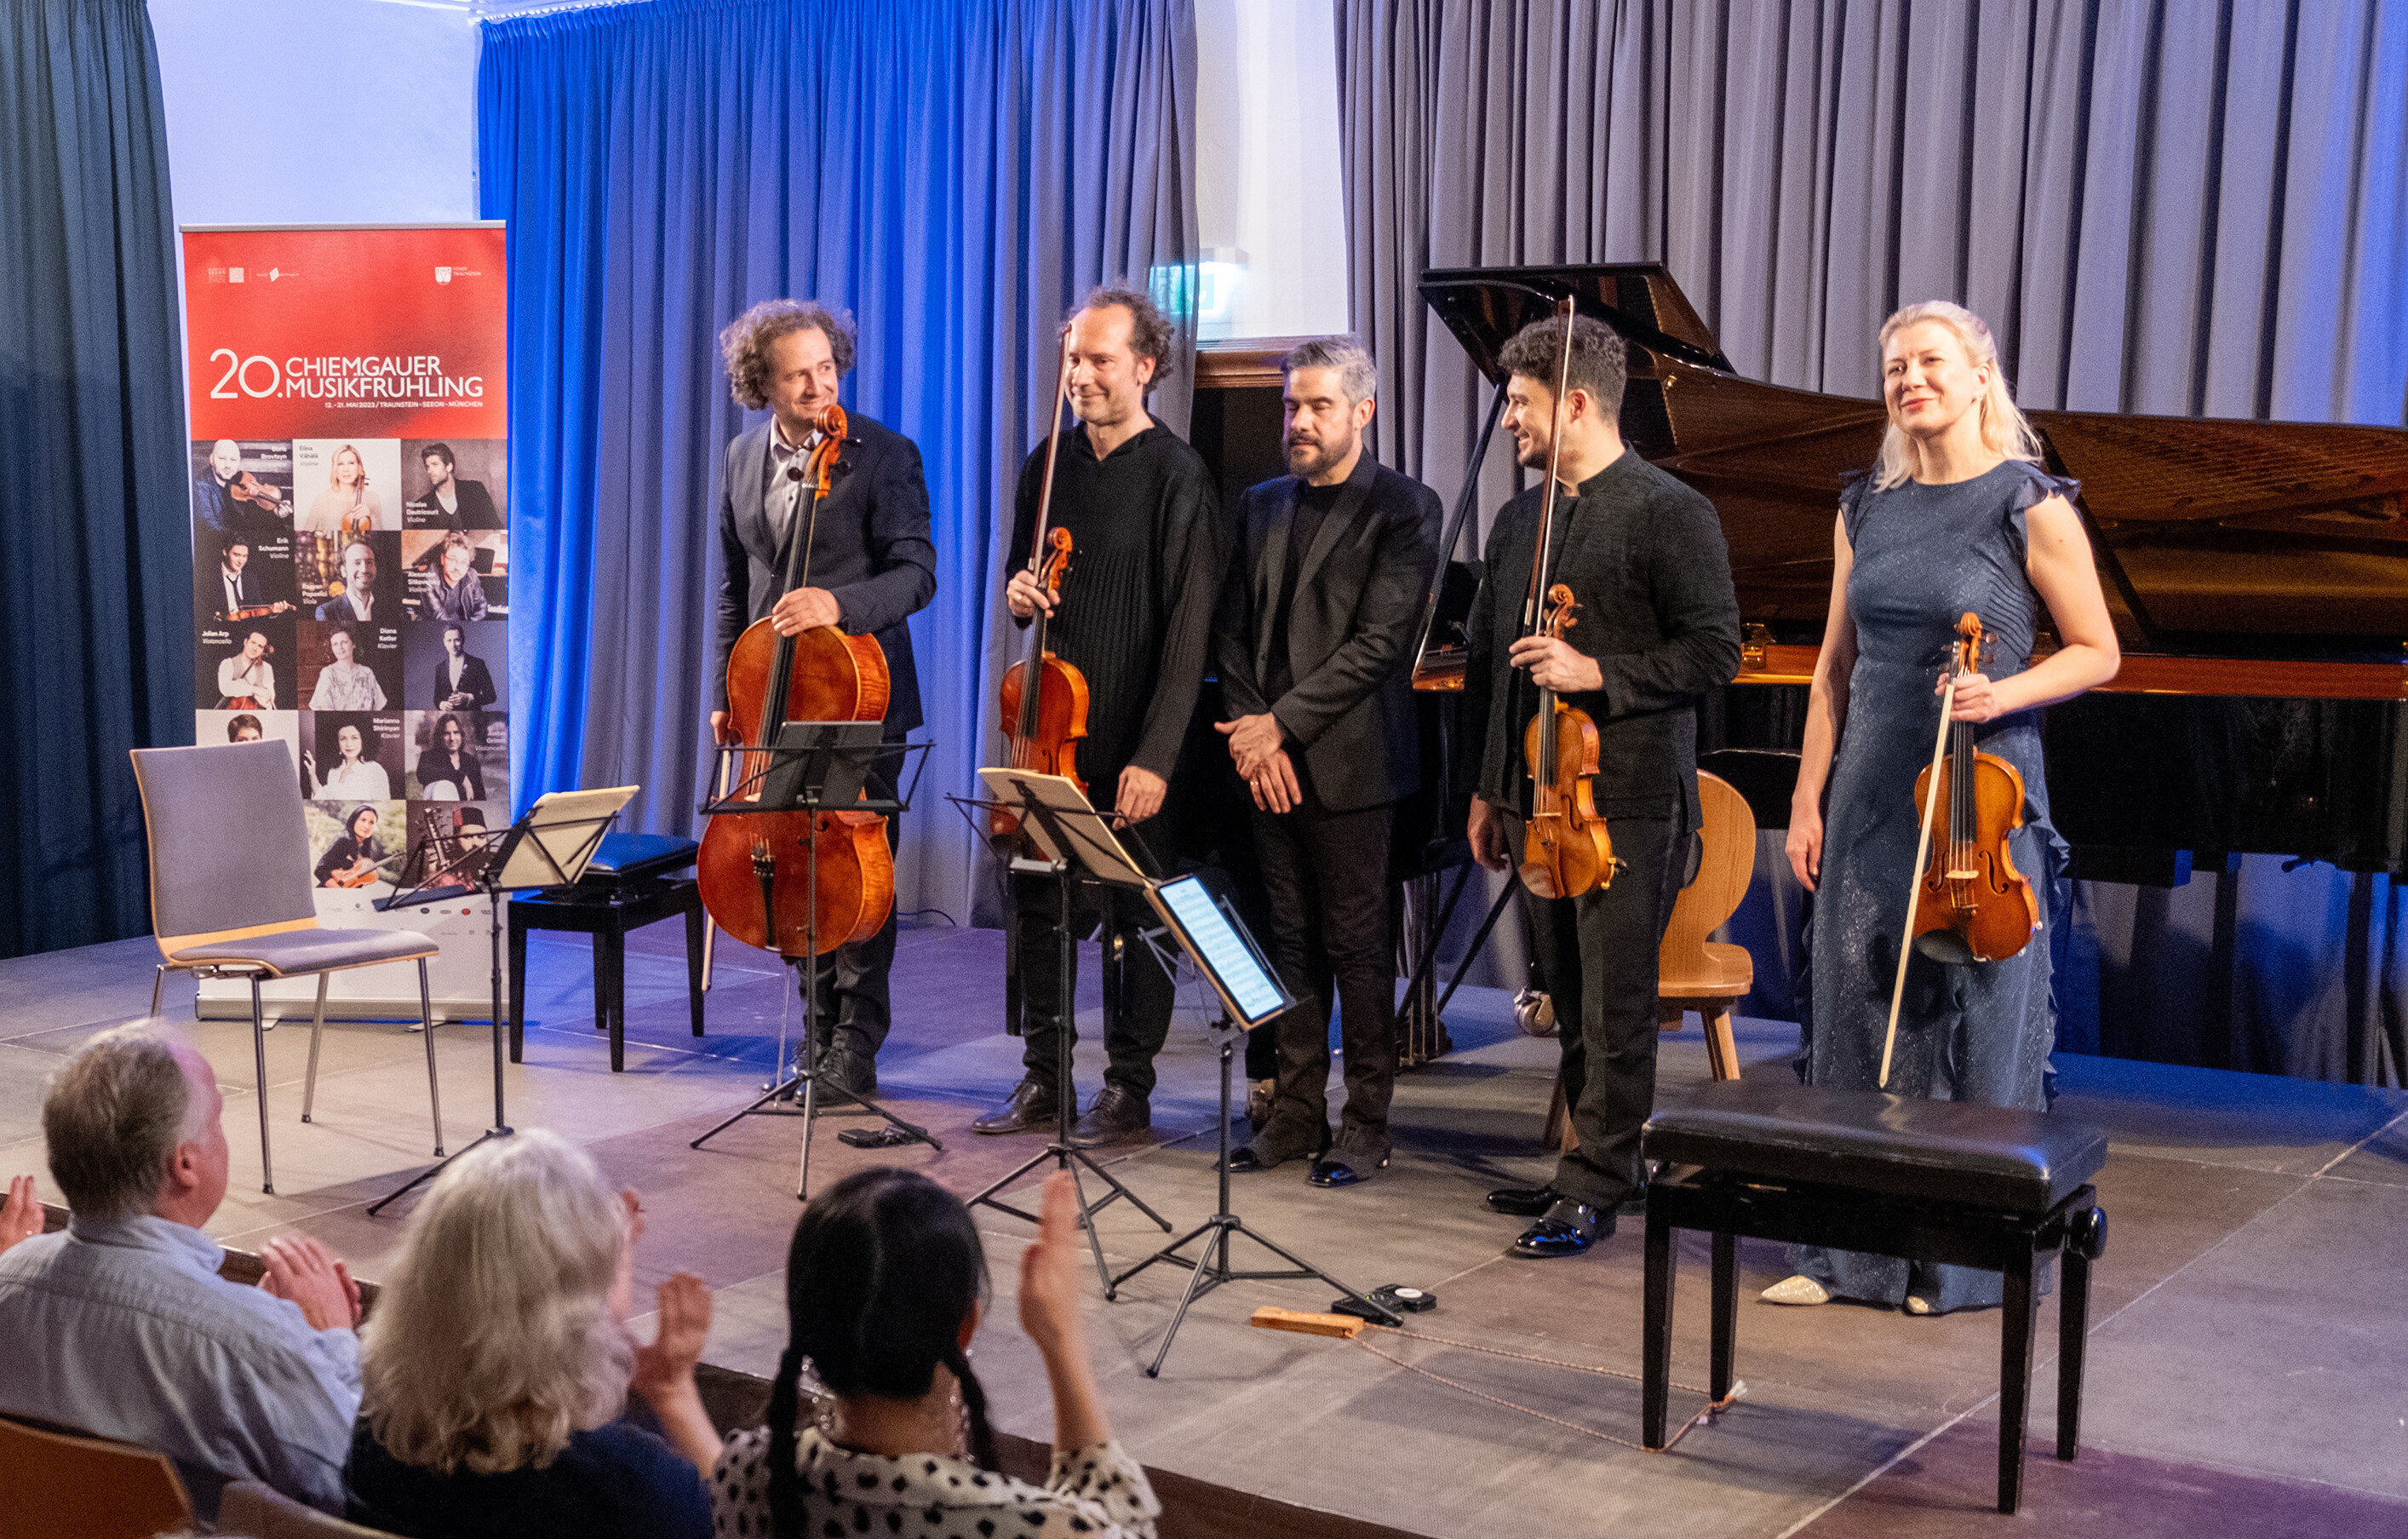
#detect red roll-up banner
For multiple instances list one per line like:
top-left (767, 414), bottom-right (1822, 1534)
top-left (183, 223), bottom-right (513, 1019)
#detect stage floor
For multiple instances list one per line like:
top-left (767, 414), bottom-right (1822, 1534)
top-left (4, 924), bottom-right (2405, 1537)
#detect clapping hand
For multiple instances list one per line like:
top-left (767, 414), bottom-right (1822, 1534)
top-left (632, 1273), bottom-right (714, 1398)
top-left (1017, 1170), bottom-right (1086, 1362)
top-left (257, 1234), bottom-right (361, 1329)
top-left (0, 1175), bottom-right (43, 1254)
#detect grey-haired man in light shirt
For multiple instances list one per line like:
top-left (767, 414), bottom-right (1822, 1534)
top-left (0, 1023), bottom-right (364, 1519)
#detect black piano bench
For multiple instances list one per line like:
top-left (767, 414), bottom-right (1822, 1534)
top-left (507, 833), bottom-right (706, 1073)
top-left (1638, 1080), bottom-right (2109, 1514)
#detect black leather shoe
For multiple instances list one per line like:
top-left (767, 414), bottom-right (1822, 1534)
top-left (1223, 1145), bottom-right (1268, 1174)
top-left (1308, 1149), bottom-right (1389, 1188)
top-left (1486, 1182), bottom-right (1560, 1217)
top-left (819, 1052), bottom-right (876, 1098)
top-left (971, 1079), bottom-right (1059, 1135)
top-left (1513, 1198), bottom-right (1612, 1258)
top-left (1069, 1084), bottom-right (1150, 1147)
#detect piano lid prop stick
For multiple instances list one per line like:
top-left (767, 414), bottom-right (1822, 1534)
top-left (1249, 1306), bottom-right (1366, 1340)
top-left (1880, 669), bottom-right (1960, 1088)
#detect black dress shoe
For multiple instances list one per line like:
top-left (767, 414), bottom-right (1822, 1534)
top-left (1486, 1182), bottom-right (1560, 1217)
top-left (1222, 1145), bottom-right (1268, 1174)
top-left (1307, 1148), bottom-right (1390, 1188)
top-left (819, 1052), bottom-right (877, 1098)
top-left (1069, 1083), bottom-right (1150, 1147)
top-left (1513, 1197), bottom-right (1612, 1258)
top-left (971, 1079), bottom-right (1059, 1135)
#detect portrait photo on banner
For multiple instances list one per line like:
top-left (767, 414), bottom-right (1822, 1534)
top-left (198, 708), bottom-right (301, 767)
top-left (292, 439), bottom-right (404, 534)
top-left (400, 439), bottom-right (506, 530)
top-left (188, 438), bottom-right (294, 554)
top-left (404, 709), bottom-right (510, 808)
top-left (405, 617), bottom-right (507, 715)
top-left (197, 615), bottom-right (294, 712)
top-left (192, 520), bottom-right (299, 624)
top-left (406, 800), bottom-right (506, 887)
top-left (297, 618), bottom-right (404, 713)
top-left (307, 530), bottom-right (404, 625)
top-left (401, 527), bottom-right (507, 622)
top-left (306, 798), bottom-right (404, 893)
top-left (302, 709), bottom-right (404, 807)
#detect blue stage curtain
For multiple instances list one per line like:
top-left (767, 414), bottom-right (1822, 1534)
top-left (1337, 0), bottom-right (2408, 1083)
top-left (478, 0), bottom-right (1197, 928)
top-left (0, 0), bottom-right (188, 958)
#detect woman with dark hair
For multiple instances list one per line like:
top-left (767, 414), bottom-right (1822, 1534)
top-left (414, 713), bottom-right (485, 801)
top-left (316, 805), bottom-right (388, 888)
top-left (704, 1170), bottom-right (1156, 1539)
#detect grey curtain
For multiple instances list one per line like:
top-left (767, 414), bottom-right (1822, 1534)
top-left (0, 0), bottom-right (188, 957)
top-left (1337, 0), bottom-right (2408, 1082)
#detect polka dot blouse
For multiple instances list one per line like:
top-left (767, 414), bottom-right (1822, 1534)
top-left (710, 1424), bottom-right (1160, 1539)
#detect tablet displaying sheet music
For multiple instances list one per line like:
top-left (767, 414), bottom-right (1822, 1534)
top-left (1148, 874), bottom-right (1292, 1030)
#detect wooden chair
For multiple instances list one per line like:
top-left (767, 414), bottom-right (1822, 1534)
top-left (0, 1415), bottom-right (194, 1538)
top-left (1546, 769), bottom-right (1757, 1151)
top-left (221, 1479), bottom-right (408, 1537)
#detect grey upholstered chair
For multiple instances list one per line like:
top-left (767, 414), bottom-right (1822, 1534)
top-left (130, 741), bottom-right (443, 1195)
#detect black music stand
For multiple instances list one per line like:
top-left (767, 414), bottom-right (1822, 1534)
top-left (369, 785), bottom-right (635, 1215)
top-left (688, 723), bottom-right (938, 1201)
top-left (956, 772), bottom-right (1174, 1293)
top-left (1107, 870), bottom-right (1402, 1373)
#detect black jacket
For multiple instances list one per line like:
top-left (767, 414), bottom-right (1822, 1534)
top-left (713, 412), bottom-right (937, 730)
top-left (1215, 454), bottom-right (1441, 813)
top-left (430, 652), bottom-right (498, 711)
top-left (1463, 449), bottom-right (1741, 822)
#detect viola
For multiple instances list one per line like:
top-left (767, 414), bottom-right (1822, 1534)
top-left (1877, 611), bottom-right (2039, 1084)
top-left (1517, 583), bottom-right (1614, 900)
top-left (994, 527), bottom-right (1091, 836)
top-left (1512, 295), bottom-right (1617, 902)
top-left (1908, 612), bottom-right (2038, 964)
top-left (697, 404), bottom-right (897, 957)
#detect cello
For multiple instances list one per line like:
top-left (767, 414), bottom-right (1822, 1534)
top-left (1876, 610), bottom-right (2040, 1085)
top-left (992, 325), bottom-right (1090, 837)
top-left (697, 403), bottom-right (896, 958)
top-left (1514, 296), bottom-right (1617, 903)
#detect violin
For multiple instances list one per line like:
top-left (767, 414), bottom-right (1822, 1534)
top-left (231, 470), bottom-right (283, 517)
top-left (1518, 583), bottom-right (1614, 900)
top-left (1877, 611), bottom-right (2039, 1083)
top-left (697, 404), bottom-right (897, 957)
top-left (993, 328), bottom-right (1090, 838)
top-left (1513, 296), bottom-right (1617, 903)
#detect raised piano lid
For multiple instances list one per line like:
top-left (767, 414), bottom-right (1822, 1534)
top-left (1419, 262), bottom-right (2408, 699)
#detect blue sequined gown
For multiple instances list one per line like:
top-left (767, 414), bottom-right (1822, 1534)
top-left (1791, 461), bottom-right (2074, 1313)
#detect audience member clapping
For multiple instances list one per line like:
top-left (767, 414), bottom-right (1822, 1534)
top-left (345, 1128), bottom-right (717, 1539)
top-left (0, 1022), bottom-right (364, 1520)
top-left (699, 1169), bottom-right (1160, 1539)
top-left (0, 1173), bottom-right (40, 1252)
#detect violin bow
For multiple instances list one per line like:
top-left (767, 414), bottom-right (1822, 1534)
top-left (1028, 322), bottom-right (1076, 571)
top-left (1878, 628), bottom-right (1969, 1088)
top-left (1522, 296), bottom-right (1579, 634)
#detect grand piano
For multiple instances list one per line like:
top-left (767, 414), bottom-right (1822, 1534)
top-left (1408, 262), bottom-right (2408, 893)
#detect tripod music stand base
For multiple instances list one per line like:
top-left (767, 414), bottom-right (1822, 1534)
top-left (369, 1125), bottom-right (513, 1216)
top-left (1109, 1027), bottom-right (1400, 1375)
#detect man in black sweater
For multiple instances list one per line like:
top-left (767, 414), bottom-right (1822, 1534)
top-left (972, 285), bottom-right (1223, 1147)
top-left (1213, 336), bottom-right (1439, 1186)
top-left (710, 298), bottom-right (937, 1094)
top-left (1461, 315), bottom-right (1741, 1256)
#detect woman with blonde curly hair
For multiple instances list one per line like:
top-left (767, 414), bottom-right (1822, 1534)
top-left (344, 1128), bottom-right (720, 1538)
top-left (1774, 301), bottom-right (2120, 1316)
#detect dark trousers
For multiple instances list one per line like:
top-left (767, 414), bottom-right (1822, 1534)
top-left (1011, 873), bottom-right (1177, 1102)
top-left (794, 730), bottom-right (904, 1060)
top-left (1254, 797), bottom-right (1397, 1156)
top-left (1515, 802), bottom-right (1688, 1209)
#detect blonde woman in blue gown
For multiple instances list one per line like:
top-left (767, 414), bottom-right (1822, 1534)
top-left (1773, 301), bottom-right (2120, 1315)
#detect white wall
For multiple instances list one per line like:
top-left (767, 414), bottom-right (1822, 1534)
top-left (149, 0), bottom-right (480, 228)
top-left (1194, 0), bottom-right (1350, 341)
